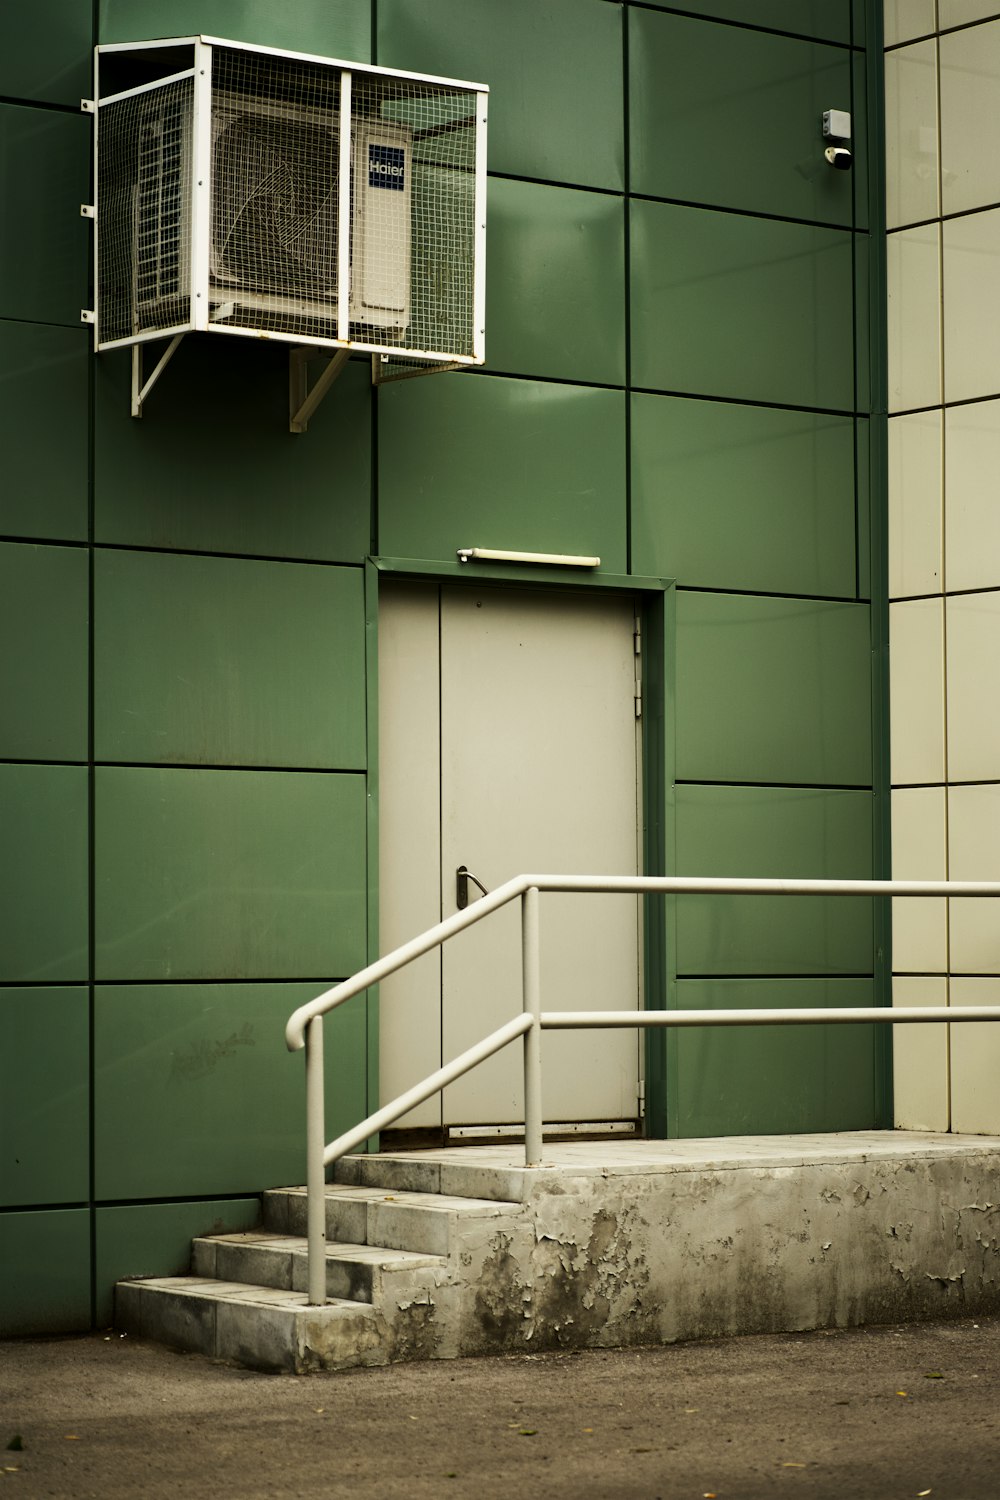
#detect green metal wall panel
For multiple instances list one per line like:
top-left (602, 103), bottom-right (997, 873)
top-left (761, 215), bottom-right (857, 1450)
top-left (855, 230), bottom-right (872, 412)
top-left (378, 375), bottom-right (627, 569)
top-left (852, 50), bottom-right (871, 232)
top-left (675, 785), bottom-right (874, 975)
top-left (0, 106), bottom-right (89, 328)
top-left (98, 0), bottom-right (373, 60)
top-left (377, 0), bottom-right (624, 189)
top-left (0, 0), bottom-right (92, 106)
top-left (95, 552), bottom-right (366, 769)
top-left (630, 201), bottom-right (856, 410)
top-left (0, 542), bottom-right (88, 761)
top-left (94, 1199), bottom-right (261, 1327)
top-left (94, 983), bottom-right (367, 1199)
top-left (631, 396), bottom-right (857, 597)
top-left (94, 344), bottom-right (371, 563)
top-left (0, 1209), bottom-right (91, 1335)
top-left (0, 322), bottom-right (89, 543)
top-left (636, 1), bottom-right (852, 43)
top-left (857, 418), bottom-right (872, 599)
top-left (0, 765), bottom-right (88, 983)
top-left (630, 11), bottom-right (855, 226)
top-left (486, 179), bottom-right (626, 386)
top-left (94, 767), bottom-right (367, 980)
top-left (676, 594), bottom-right (872, 785)
top-left (672, 978), bottom-right (877, 1137)
top-left (0, 988), bottom-right (89, 1208)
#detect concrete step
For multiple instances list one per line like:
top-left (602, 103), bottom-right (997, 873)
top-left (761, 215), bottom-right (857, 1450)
top-left (263, 1182), bottom-right (523, 1256)
top-left (190, 1229), bottom-right (445, 1304)
top-left (115, 1179), bottom-right (529, 1372)
top-left (335, 1152), bottom-right (531, 1205)
top-left (115, 1276), bottom-right (381, 1374)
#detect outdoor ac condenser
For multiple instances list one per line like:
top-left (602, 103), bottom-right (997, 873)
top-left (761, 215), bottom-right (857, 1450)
top-left (90, 37), bottom-right (487, 376)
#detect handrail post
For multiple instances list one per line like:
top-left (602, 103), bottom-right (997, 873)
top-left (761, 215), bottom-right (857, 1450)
top-left (522, 885), bottom-right (543, 1167)
top-left (305, 1014), bottom-right (327, 1306)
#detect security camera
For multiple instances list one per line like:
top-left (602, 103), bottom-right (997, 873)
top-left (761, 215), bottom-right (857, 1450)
top-left (824, 145), bottom-right (852, 171)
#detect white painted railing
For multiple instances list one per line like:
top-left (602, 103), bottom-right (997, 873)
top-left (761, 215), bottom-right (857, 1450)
top-left (285, 875), bottom-right (1000, 1306)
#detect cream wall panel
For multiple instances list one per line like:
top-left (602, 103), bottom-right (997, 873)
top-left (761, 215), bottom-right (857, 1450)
top-left (941, 22), bottom-right (1000, 214)
top-left (892, 787), bottom-right (949, 971)
top-left (950, 977), bottom-right (1000, 1132)
top-left (945, 399), bottom-right (1000, 591)
top-left (947, 784), bottom-right (1000, 971)
top-left (888, 410), bottom-right (943, 599)
top-left (885, 41), bottom-right (940, 230)
top-left (887, 226), bottom-right (942, 412)
top-left (889, 598), bottom-right (946, 784)
top-left (943, 208), bottom-right (1000, 402)
top-left (938, 1), bottom-right (1000, 26)
top-left (946, 592), bottom-right (1000, 780)
top-left (886, 0), bottom-right (1000, 1138)
top-left (885, 0), bottom-right (938, 46)
top-left (892, 976), bottom-right (950, 1131)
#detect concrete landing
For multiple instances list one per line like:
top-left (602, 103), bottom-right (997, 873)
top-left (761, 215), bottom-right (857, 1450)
top-left (115, 1131), bottom-right (1000, 1372)
top-left (339, 1131), bottom-right (1000, 1345)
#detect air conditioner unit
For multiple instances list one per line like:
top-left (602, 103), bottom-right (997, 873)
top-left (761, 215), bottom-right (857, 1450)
top-left (88, 37), bottom-right (487, 414)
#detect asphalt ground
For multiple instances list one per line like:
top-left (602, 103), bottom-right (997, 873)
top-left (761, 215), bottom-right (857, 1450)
top-left (2, 1315), bottom-right (999, 1499)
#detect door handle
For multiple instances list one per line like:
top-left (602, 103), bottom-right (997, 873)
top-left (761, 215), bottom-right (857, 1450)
top-left (456, 865), bottom-right (490, 910)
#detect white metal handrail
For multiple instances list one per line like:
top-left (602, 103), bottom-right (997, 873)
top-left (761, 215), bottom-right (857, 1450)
top-left (285, 874), bottom-right (1000, 1305)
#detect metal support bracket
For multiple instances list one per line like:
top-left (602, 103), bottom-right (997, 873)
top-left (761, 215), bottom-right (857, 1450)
top-left (131, 334), bottom-right (185, 419)
top-left (289, 347), bottom-right (350, 434)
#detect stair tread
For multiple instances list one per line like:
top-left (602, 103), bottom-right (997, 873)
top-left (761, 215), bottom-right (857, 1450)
top-left (127, 1275), bottom-right (378, 1314)
top-left (196, 1230), bottom-right (445, 1267)
top-left (277, 1185), bottom-right (521, 1214)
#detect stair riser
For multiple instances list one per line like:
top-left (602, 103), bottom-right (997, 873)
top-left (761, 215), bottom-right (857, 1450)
top-left (117, 1280), bottom-right (381, 1374)
top-left (337, 1157), bottom-right (529, 1205)
top-left (197, 1240), bottom-right (378, 1302)
top-left (193, 1233), bottom-right (450, 1306)
top-left (265, 1190), bottom-right (458, 1256)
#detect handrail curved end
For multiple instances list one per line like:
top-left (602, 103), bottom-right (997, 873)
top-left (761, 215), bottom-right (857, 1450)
top-left (285, 1015), bottom-right (308, 1052)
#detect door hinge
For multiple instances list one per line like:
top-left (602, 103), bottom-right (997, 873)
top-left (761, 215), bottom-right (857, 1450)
top-left (637, 1077), bottom-right (646, 1117)
top-left (633, 614), bottom-right (642, 718)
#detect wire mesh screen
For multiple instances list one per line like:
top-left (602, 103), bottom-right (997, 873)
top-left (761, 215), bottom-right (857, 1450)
top-left (373, 353), bottom-right (465, 384)
top-left (349, 74), bottom-right (478, 359)
top-left (97, 74), bottom-right (194, 345)
top-left (209, 47), bottom-right (341, 341)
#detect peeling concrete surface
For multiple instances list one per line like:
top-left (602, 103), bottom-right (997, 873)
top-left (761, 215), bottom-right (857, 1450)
top-left (354, 1134), bottom-right (1000, 1362)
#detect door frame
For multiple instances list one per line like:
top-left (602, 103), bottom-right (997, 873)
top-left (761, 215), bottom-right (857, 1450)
top-left (364, 555), bottom-right (677, 1141)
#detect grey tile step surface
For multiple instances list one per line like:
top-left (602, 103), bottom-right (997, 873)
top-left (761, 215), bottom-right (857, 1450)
top-left (115, 1276), bottom-right (380, 1373)
top-left (191, 1229), bottom-right (445, 1303)
top-left (264, 1183), bottom-right (525, 1255)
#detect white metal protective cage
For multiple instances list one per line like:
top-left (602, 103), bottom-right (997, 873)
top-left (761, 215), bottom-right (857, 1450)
top-left (90, 37), bottom-right (488, 379)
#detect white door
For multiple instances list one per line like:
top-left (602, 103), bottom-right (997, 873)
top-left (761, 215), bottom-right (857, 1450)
top-left (378, 581), bottom-right (641, 1131)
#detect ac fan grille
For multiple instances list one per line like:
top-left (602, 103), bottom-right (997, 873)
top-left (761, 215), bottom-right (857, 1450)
top-left (211, 109), bottom-right (340, 300)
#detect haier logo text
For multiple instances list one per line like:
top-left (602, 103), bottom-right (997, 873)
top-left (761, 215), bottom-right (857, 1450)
top-left (369, 144), bottom-right (405, 191)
